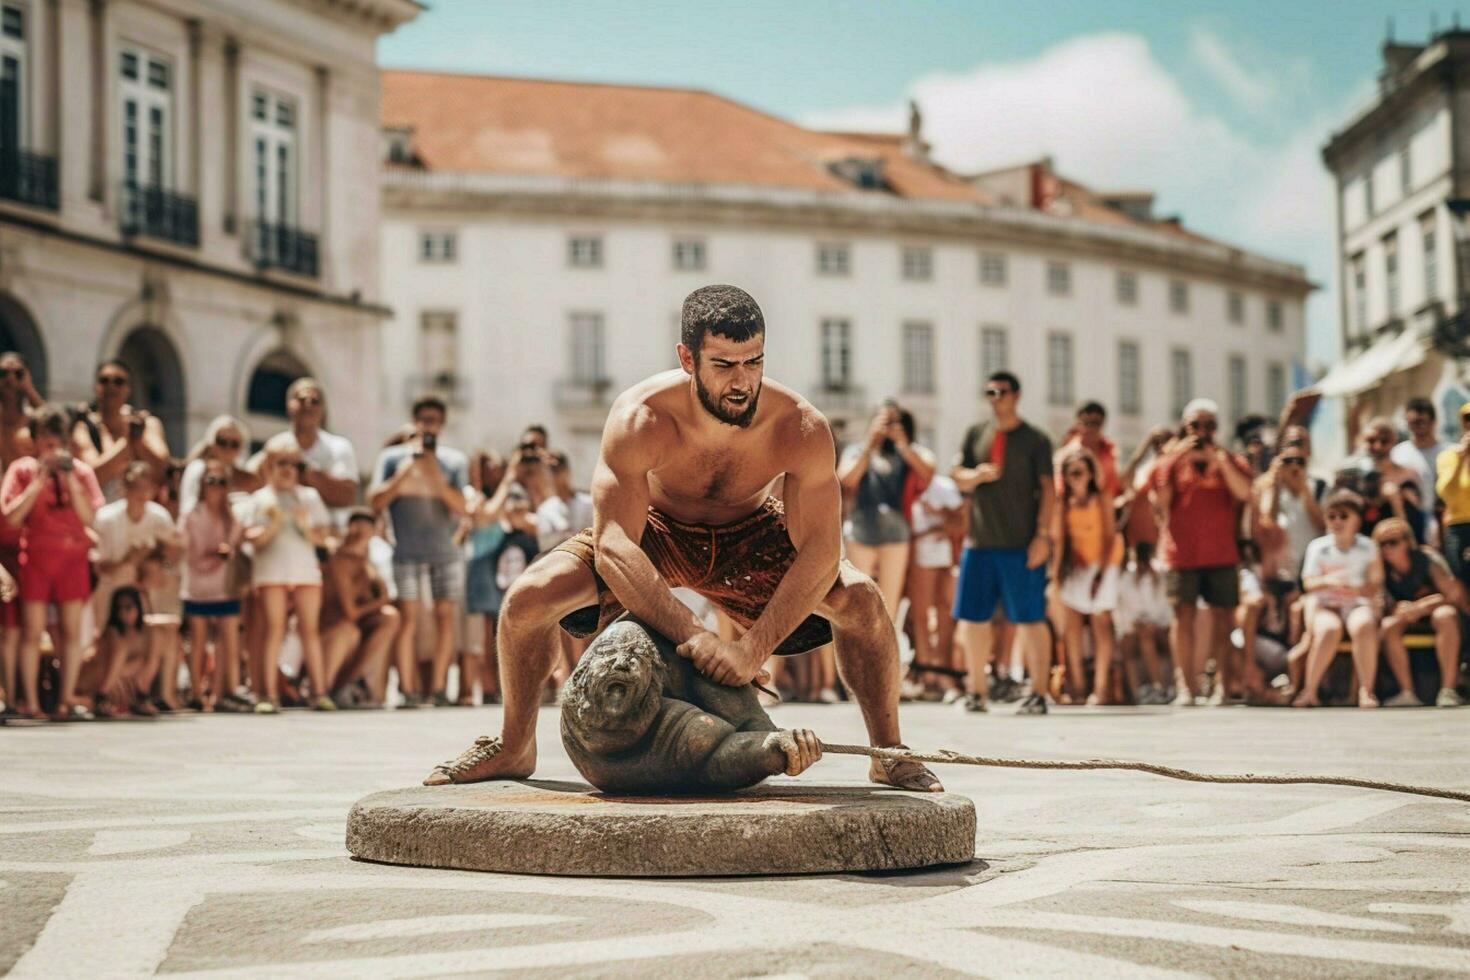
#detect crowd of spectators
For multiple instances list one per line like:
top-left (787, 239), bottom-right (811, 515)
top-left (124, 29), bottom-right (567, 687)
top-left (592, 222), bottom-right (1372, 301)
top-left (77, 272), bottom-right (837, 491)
top-left (0, 349), bottom-right (1466, 723)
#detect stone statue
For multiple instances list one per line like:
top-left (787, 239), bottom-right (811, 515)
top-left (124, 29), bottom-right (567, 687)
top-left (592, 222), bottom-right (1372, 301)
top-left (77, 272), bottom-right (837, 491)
top-left (559, 617), bottom-right (823, 795)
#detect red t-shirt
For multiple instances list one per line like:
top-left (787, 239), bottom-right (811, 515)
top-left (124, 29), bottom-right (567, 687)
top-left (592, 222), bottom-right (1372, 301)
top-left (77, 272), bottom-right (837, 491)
top-left (1151, 449), bottom-right (1250, 569)
top-left (1, 457), bottom-right (105, 557)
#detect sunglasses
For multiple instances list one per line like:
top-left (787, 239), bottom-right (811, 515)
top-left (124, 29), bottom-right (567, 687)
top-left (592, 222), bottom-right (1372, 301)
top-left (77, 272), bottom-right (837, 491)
top-left (1280, 457), bottom-right (1306, 467)
top-left (0, 368), bottom-right (24, 379)
top-left (1064, 467), bottom-right (1089, 478)
top-left (294, 396), bottom-right (323, 407)
top-left (96, 375), bottom-right (129, 387)
top-left (274, 459), bottom-right (305, 473)
top-left (984, 388), bottom-right (1012, 399)
top-left (215, 437), bottom-right (241, 450)
top-left (203, 476), bottom-right (229, 487)
top-left (1379, 535), bottom-right (1408, 547)
top-left (1325, 511), bottom-right (1354, 522)
top-left (1366, 436), bottom-right (1391, 446)
top-left (1188, 420), bottom-right (1218, 432)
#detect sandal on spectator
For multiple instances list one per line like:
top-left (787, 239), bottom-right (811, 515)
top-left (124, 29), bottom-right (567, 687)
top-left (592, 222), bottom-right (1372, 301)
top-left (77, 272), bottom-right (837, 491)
top-left (58, 703), bottom-right (95, 722)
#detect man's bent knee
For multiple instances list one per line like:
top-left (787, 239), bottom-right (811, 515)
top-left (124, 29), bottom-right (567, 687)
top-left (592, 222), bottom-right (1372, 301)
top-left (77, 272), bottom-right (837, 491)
top-left (823, 572), bottom-right (886, 625)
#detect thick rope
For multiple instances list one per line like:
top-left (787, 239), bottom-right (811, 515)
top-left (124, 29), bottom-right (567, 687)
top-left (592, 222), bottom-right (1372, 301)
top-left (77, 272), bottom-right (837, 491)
top-left (819, 742), bottom-right (1470, 804)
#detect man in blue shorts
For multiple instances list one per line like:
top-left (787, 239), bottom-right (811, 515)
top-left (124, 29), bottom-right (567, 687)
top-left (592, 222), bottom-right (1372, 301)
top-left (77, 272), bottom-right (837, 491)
top-left (951, 371), bottom-right (1055, 714)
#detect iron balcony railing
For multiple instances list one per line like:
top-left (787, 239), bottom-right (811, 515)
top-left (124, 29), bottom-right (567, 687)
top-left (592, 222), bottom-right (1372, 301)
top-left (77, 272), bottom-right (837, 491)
top-left (248, 220), bottom-right (320, 278)
top-left (0, 149), bottom-right (59, 211)
top-left (119, 182), bottom-right (200, 247)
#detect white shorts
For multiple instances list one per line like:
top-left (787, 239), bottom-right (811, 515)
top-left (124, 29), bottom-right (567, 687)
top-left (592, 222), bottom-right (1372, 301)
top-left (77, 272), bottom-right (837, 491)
top-left (1058, 564), bottom-right (1120, 615)
top-left (913, 534), bottom-right (955, 570)
top-left (460, 611), bottom-right (487, 655)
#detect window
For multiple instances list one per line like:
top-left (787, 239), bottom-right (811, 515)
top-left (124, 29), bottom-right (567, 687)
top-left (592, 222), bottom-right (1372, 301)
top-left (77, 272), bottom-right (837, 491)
top-left (1227, 291), bottom-right (1244, 325)
top-left (1169, 279), bottom-right (1189, 314)
top-left (817, 242), bottom-right (850, 276)
top-left (980, 325), bottom-right (1008, 379)
top-left (1170, 348), bottom-right (1193, 418)
top-left (1046, 261), bottom-right (1071, 297)
top-left (901, 246), bottom-right (933, 282)
top-left (569, 235), bottom-right (603, 269)
top-left (1266, 362), bottom-right (1287, 417)
top-left (1115, 270), bottom-right (1137, 306)
top-left (1267, 300), bottom-right (1283, 332)
top-left (671, 237), bottom-right (706, 271)
top-left (820, 318), bottom-right (852, 388)
top-left (1351, 253), bottom-right (1367, 333)
top-left (1399, 145), bottom-right (1412, 195)
top-left (1118, 340), bottom-right (1141, 416)
top-left (1046, 332), bottom-right (1073, 406)
top-left (419, 311), bottom-right (458, 380)
top-left (979, 251), bottom-right (1007, 286)
top-left (1385, 230), bottom-right (1400, 316)
top-left (418, 230), bottom-right (456, 263)
top-left (0, 3), bottom-right (26, 160)
top-left (250, 88), bottom-right (297, 227)
top-left (1228, 355), bottom-right (1247, 423)
top-left (1422, 211), bottom-right (1438, 302)
top-left (119, 44), bottom-right (173, 189)
top-left (901, 321), bottom-right (934, 394)
top-left (569, 312), bottom-right (606, 383)
top-left (1365, 170), bottom-right (1374, 216)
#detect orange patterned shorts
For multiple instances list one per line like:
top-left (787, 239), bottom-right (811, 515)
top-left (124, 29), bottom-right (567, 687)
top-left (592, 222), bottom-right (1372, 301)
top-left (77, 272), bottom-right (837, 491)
top-left (552, 497), bottom-right (835, 655)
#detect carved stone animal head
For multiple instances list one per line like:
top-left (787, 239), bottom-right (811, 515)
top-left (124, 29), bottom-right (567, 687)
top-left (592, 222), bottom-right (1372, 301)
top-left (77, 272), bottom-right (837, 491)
top-left (561, 620), bottom-right (669, 755)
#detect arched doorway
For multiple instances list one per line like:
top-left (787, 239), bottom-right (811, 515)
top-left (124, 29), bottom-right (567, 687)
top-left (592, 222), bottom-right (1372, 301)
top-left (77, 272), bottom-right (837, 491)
top-left (245, 348), bottom-right (311, 452)
top-left (0, 294), bottom-right (47, 395)
top-left (117, 326), bottom-right (187, 454)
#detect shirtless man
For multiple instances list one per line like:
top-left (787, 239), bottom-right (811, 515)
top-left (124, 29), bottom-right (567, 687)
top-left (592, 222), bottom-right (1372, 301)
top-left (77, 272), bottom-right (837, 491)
top-left (70, 359), bottom-right (171, 501)
top-left (426, 285), bottom-right (942, 791)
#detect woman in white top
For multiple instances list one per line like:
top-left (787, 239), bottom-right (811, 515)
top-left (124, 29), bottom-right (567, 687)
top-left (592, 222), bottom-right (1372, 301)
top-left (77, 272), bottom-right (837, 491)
top-left (179, 415), bottom-right (261, 516)
top-left (244, 433), bottom-right (332, 712)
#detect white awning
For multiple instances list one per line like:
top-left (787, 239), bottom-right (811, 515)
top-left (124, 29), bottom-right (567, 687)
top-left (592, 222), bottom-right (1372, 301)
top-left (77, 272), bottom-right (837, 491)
top-left (1314, 327), bottom-right (1431, 398)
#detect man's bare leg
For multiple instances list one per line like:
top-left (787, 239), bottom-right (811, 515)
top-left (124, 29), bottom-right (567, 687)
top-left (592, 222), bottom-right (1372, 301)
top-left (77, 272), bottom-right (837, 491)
top-left (1170, 603), bottom-right (1198, 702)
top-left (423, 552), bottom-right (596, 785)
top-left (958, 620), bottom-right (992, 702)
top-left (820, 563), bottom-right (943, 792)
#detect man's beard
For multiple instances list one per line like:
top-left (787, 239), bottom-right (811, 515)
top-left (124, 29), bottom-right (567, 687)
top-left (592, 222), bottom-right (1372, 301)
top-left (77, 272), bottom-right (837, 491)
top-left (694, 372), bottom-right (760, 428)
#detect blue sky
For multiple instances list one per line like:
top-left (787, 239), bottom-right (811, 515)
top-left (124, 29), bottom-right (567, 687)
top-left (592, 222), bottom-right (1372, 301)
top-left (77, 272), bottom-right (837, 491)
top-left (380, 1), bottom-right (1447, 365)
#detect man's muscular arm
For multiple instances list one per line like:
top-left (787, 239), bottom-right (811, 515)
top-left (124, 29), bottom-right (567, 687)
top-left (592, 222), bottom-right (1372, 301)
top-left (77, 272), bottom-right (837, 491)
top-left (590, 403), bottom-right (707, 647)
top-left (732, 409), bottom-right (842, 669)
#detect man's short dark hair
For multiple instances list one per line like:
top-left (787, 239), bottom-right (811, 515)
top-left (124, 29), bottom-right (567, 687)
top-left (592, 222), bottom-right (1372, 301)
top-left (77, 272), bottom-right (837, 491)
top-left (345, 506), bottom-right (376, 527)
top-left (988, 370), bottom-right (1021, 395)
top-left (1076, 400), bottom-right (1105, 419)
top-left (411, 395), bottom-right (447, 419)
top-left (94, 359), bottom-right (130, 379)
top-left (1405, 397), bottom-right (1436, 419)
top-left (523, 424), bottom-right (548, 441)
top-left (1322, 488), bottom-right (1364, 518)
top-left (680, 285), bottom-right (764, 359)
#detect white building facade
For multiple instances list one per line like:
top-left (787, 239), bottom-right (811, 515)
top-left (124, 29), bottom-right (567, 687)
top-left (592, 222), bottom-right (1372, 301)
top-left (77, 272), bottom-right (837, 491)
top-left (1322, 34), bottom-right (1470, 442)
top-left (0, 0), bottom-right (417, 456)
top-left (380, 74), bottom-right (1311, 479)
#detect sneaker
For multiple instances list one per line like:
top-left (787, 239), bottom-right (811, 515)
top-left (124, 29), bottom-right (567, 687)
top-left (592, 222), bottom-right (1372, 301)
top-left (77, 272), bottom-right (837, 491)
top-left (431, 692), bottom-right (453, 708)
top-left (957, 692), bottom-right (988, 713)
top-left (941, 687), bottom-right (963, 705)
top-left (817, 687), bottom-right (841, 704)
top-left (1384, 689), bottom-right (1424, 708)
top-left (313, 696), bottom-right (337, 712)
top-left (399, 693), bottom-right (425, 710)
top-left (1016, 693), bottom-right (1049, 715)
top-left (253, 700), bottom-right (278, 715)
top-left (1437, 688), bottom-right (1466, 707)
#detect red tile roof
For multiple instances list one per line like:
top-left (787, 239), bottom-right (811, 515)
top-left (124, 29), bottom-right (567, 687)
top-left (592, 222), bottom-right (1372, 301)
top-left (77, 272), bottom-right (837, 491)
top-left (380, 70), bottom-right (989, 203)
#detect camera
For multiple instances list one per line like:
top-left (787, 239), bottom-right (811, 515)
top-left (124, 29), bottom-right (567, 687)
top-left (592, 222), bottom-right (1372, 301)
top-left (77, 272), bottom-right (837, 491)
top-left (53, 453), bottom-right (75, 472)
top-left (422, 431), bottom-right (437, 454)
top-left (518, 439), bottom-right (543, 463)
top-left (128, 415), bottom-right (145, 439)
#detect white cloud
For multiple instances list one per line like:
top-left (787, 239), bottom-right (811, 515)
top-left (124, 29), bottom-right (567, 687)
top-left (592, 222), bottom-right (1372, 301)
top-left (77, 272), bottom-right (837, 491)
top-left (801, 31), bottom-right (1357, 367)
top-left (1189, 28), bottom-right (1272, 113)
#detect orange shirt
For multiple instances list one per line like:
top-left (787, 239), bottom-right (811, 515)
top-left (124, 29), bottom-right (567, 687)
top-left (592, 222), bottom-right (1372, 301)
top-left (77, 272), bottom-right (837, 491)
top-left (1064, 496), bottom-right (1124, 567)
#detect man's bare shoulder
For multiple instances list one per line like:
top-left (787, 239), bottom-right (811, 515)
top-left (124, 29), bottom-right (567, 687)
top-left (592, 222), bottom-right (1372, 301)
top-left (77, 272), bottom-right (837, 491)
top-left (762, 380), bottom-right (835, 468)
top-left (601, 372), bottom-right (684, 457)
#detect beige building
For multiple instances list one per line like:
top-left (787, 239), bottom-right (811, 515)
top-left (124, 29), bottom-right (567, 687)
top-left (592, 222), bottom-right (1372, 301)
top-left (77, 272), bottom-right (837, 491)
top-left (0, 0), bottom-right (417, 456)
top-left (379, 71), bottom-right (1311, 478)
top-left (1321, 32), bottom-right (1470, 442)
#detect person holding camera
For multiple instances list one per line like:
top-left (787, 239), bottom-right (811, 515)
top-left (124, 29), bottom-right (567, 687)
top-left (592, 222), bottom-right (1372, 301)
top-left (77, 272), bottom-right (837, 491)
top-left (1150, 399), bottom-right (1253, 705)
top-left (1, 406), bottom-right (106, 720)
top-left (368, 396), bottom-right (468, 706)
top-left (1355, 417), bottom-right (1426, 542)
top-left (69, 360), bottom-right (171, 503)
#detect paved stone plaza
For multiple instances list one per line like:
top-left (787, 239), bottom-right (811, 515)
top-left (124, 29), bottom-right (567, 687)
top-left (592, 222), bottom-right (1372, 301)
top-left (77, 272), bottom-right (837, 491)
top-left (2, 702), bottom-right (1468, 977)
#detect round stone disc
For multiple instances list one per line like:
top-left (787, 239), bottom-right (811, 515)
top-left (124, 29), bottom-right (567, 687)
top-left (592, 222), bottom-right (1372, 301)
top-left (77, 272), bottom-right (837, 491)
top-left (347, 781), bottom-right (976, 877)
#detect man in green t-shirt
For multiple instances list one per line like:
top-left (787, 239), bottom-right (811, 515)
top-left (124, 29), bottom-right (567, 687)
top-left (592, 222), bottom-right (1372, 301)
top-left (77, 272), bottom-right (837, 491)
top-left (951, 371), bottom-right (1055, 715)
